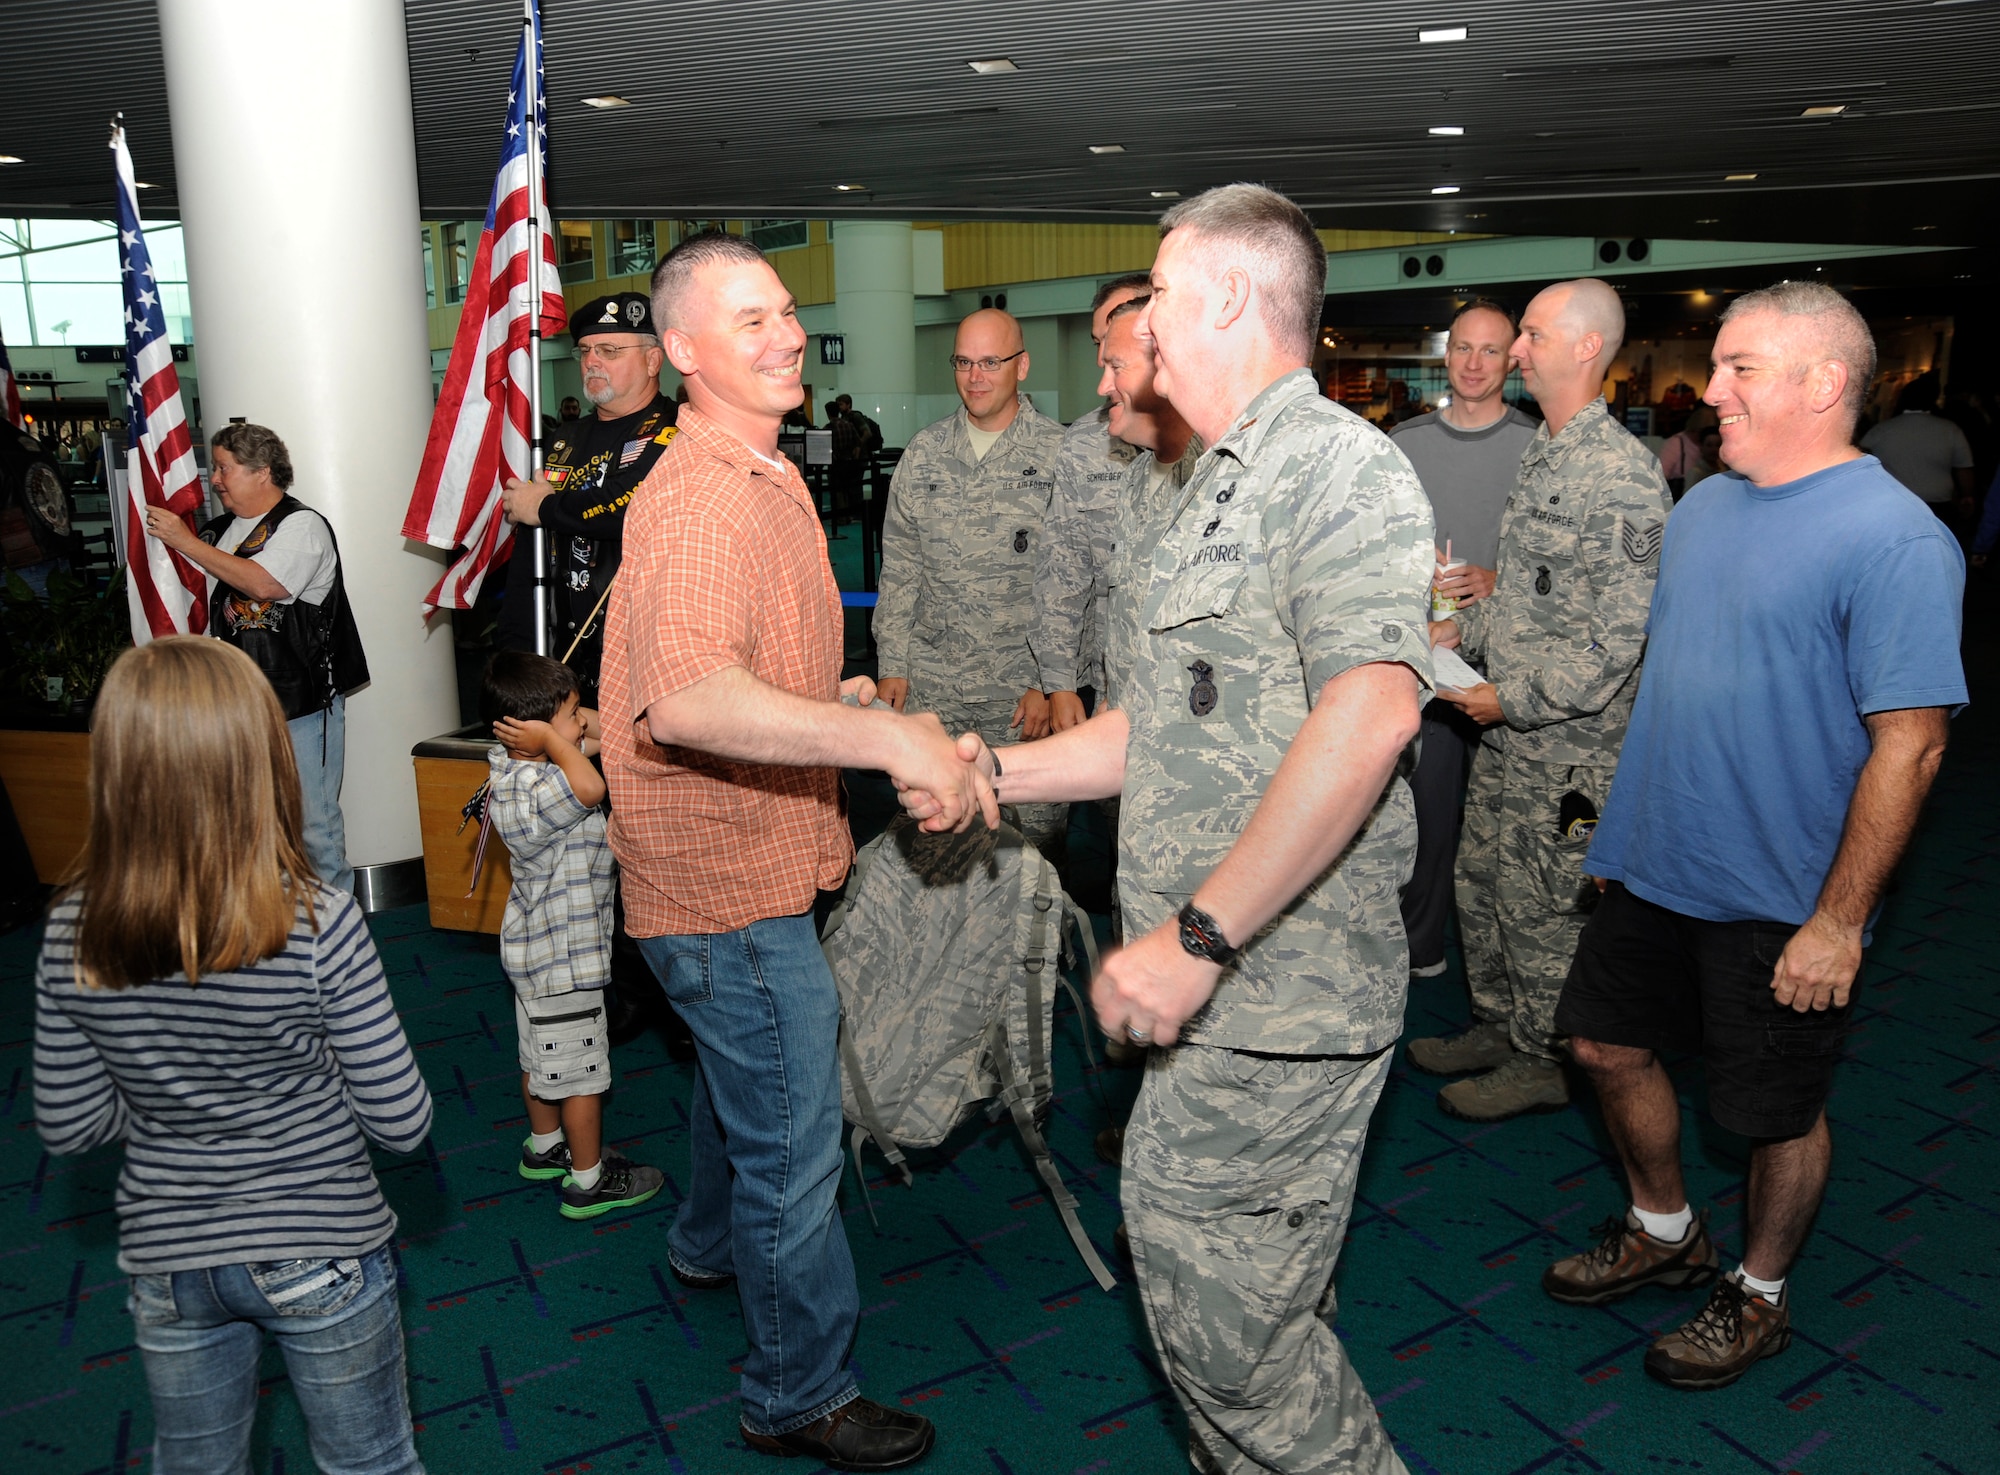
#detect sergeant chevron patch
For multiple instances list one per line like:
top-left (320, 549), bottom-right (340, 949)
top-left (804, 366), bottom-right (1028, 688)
top-left (1619, 515), bottom-right (1664, 564)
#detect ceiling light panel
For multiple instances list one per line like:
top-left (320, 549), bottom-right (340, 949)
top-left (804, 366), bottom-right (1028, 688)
top-left (1088, 144), bottom-right (1124, 154)
top-left (1419, 26), bottom-right (1468, 43)
top-left (1432, 185), bottom-right (1460, 194)
top-left (967, 58), bottom-right (1018, 74)
top-left (1429, 126), bottom-right (1464, 136)
top-left (581, 95), bottom-right (631, 109)
top-left (1799, 104), bottom-right (1846, 117)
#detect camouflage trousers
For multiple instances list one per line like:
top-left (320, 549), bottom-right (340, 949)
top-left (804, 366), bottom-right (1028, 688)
top-left (908, 690), bottom-right (1068, 853)
top-left (1124, 1045), bottom-right (1406, 1475)
top-left (1454, 745), bottom-right (1614, 1061)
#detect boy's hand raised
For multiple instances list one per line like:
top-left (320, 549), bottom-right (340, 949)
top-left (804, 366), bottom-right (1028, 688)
top-left (494, 716), bottom-right (553, 758)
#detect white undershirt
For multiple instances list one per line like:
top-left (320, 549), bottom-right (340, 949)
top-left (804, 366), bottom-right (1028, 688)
top-left (965, 423), bottom-right (1003, 463)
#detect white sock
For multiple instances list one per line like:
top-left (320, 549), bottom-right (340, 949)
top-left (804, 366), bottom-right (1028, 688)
top-left (1738, 1267), bottom-right (1786, 1303)
top-left (1631, 1203), bottom-right (1694, 1242)
top-left (529, 1128), bottom-right (565, 1154)
top-left (569, 1160), bottom-right (603, 1191)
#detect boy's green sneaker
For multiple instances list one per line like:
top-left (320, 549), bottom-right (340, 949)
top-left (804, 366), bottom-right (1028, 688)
top-left (559, 1161), bottom-right (665, 1219)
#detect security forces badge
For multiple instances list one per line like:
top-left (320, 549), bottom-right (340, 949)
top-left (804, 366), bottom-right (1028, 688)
top-left (568, 292), bottom-right (656, 343)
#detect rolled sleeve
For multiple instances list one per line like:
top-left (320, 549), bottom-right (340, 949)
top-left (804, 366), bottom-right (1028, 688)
top-left (1268, 439), bottom-right (1436, 702)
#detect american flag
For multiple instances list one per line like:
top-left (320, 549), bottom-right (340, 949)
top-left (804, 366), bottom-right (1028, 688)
top-left (113, 120), bottom-right (208, 641)
top-left (0, 328), bottom-right (23, 431)
top-left (401, 0), bottom-right (565, 611)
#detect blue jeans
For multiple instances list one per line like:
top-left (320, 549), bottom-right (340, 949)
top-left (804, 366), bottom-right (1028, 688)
top-left (128, 1244), bottom-right (422, 1475)
top-left (289, 695), bottom-right (353, 894)
top-left (638, 914), bottom-right (861, 1435)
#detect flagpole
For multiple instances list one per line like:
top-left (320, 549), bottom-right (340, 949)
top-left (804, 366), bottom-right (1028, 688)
top-left (521, 0), bottom-right (550, 656)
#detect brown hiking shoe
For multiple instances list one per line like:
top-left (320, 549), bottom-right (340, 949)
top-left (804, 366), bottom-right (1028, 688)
top-left (1407, 1020), bottom-right (1515, 1076)
top-left (1437, 1053), bottom-right (1569, 1120)
top-left (1644, 1273), bottom-right (1791, 1389)
top-left (1543, 1209), bottom-right (1720, 1306)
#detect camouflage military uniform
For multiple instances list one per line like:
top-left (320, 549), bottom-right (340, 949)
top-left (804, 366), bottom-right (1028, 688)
top-left (1032, 406), bottom-right (1141, 696)
top-left (1117, 369), bottom-right (1432, 1475)
top-left (875, 399), bottom-right (1067, 847)
top-left (1450, 397), bottom-right (1671, 1060)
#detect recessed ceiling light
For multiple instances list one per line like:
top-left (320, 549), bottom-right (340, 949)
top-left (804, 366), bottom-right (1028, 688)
top-left (967, 58), bottom-right (1018, 74)
top-left (1799, 104), bottom-right (1846, 117)
top-left (1432, 185), bottom-right (1461, 195)
top-left (1725, 172), bottom-right (1758, 181)
top-left (1464, 212), bottom-right (1488, 219)
top-left (581, 95), bottom-right (631, 109)
top-left (1428, 126), bottom-right (1465, 136)
top-left (1419, 25), bottom-right (1468, 43)
top-left (1695, 217), bottom-right (1720, 224)
top-left (832, 183), bottom-right (866, 192)
top-left (1912, 223), bottom-right (1937, 230)
top-left (135, 181), bottom-right (158, 189)
top-left (1089, 144), bottom-right (1125, 154)
top-left (0, 154), bottom-right (21, 165)
top-left (1150, 189), bottom-right (1181, 199)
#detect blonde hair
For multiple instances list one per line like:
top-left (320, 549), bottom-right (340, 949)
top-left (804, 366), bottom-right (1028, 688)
top-left (64, 637), bottom-right (319, 989)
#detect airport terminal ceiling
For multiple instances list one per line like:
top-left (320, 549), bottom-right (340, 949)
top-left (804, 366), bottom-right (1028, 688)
top-left (2, 0), bottom-right (1998, 245)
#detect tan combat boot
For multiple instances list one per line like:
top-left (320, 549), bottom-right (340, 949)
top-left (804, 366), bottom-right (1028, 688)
top-left (1437, 1052), bottom-right (1569, 1120)
top-left (1543, 1209), bottom-right (1720, 1306)
top-left (1645, 1272), bottom-right (1791, 1389)
top-left (1406, 1019), bottom-right (1515, 1076)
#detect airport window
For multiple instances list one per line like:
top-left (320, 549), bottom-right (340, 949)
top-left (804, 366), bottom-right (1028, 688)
top-left (421, 229), bottom-right (436, 309)
top-left (442, 221), bottom-right (470, 305)
top-left (558, 220), bottom-right (596, 283)
top-left (749, 219), bottom-right (808, 252)
top-left (610, 220), bottom-right (655, 276)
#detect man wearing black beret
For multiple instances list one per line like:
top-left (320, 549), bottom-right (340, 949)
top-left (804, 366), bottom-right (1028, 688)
top-left (498, 291), bottom-right (677, 702)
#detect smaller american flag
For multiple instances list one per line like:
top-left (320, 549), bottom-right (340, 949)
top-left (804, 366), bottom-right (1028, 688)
top-left (112, 119), bottom-right (207, 641)
top-left (0, 328), bottom-right (23, 431)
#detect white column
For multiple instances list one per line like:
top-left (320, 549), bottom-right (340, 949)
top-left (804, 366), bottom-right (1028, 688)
top-left (833, 221), bottom-right (918, 446)
top-left (158, 0), bottom-right (456, 873)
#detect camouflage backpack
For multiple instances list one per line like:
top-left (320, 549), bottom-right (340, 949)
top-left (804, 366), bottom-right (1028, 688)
top-left (821, 814), bottom-right (1115, 1292)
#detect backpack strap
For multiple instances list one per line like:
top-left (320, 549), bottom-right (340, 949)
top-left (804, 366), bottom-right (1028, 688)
top-left (1057, 898), bottom-right (1102, 1077)
top-left (990, 1006), bottom-right (1118, 1293)
top-left (839, 1018), bottom-right (913, 1190)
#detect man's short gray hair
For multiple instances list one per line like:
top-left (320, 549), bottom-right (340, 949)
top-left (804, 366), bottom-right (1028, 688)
top-left (1158, 184), bottom-right (1326, 361)
top-left (1721, 280), bottom-right (1876, 418)
top-left (650, 231), bottom-right (768, 333)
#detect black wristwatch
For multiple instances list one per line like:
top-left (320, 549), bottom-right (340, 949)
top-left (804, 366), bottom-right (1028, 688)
top-left (1177, 903), bottom-right (1239, 967)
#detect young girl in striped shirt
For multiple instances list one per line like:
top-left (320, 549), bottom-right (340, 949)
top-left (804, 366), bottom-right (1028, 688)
top-left (33, 637), bottom-right (434, 1475)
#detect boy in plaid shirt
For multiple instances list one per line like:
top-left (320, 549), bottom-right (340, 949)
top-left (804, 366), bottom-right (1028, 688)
top-left (484, 652), bottom-right (664, 1219)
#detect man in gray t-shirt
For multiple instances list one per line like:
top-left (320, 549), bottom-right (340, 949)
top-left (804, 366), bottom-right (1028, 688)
top-left (1389, 300), bottom-right (1539, 977)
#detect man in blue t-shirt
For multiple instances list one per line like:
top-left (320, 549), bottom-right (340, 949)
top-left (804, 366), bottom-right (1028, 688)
top-left (1541, 281), bottom-right (1966, 1392)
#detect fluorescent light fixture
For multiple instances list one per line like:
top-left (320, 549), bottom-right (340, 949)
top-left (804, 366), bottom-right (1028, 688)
top-left (1799, 104), bottom-right (1846, 117)
top-left (135, 181), bottom-right (158, 189)
top-left (1429, 125), bottom-right (1464, 136)
top-left (1150, 189), bottom-right (1181, 198)
top-left (1089, 144), bottom-right (1125, 154)
top-left (1432, 185), bottom-right (1461, 194)
top-left (581, 95), bottom-right (631, 109)
top-left (0, 154), bottom-right (21, 165)
top-left (1912, 223), bottom-right (1938, 230)
top-left (832, 183), bottom-right (866, 192)
top-left (1725, 172), bottom-right (1758, 181)
top-left (967, 58), bottom-right (1019, 74)
top-left (1464, 212), bottom-right (1488, 219)
top-left (1419, 25), bottom-right (1468, 43)
top-left (1695, 217), bottom-right (1720, 224)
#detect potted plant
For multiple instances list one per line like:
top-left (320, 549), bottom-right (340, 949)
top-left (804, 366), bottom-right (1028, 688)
top-left (0, 567), bottom-right (133, 880)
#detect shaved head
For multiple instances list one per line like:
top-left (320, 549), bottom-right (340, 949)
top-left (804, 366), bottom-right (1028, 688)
top-left (1545, 278), bottom-right (1626, 363)
top-left (955, 308), bottom-right (1024, 356)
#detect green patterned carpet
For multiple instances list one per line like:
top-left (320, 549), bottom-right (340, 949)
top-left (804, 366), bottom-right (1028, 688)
top-left (3, 690), bottom-right (1995, 1474)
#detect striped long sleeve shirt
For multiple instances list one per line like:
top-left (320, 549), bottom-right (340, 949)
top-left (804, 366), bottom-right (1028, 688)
top-left (33, 888), bottom-right (434, 1273)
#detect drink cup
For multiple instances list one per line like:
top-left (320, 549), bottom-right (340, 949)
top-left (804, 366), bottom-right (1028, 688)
top-left (1431, 557), bottom-right (1467, 617)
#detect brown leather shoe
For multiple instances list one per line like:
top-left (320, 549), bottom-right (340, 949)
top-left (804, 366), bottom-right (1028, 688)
top-left (1543, 1210), bottom-right (1719, 1306)
top-left (742, 1397), bottom-right (935, 1470)
top-left (1645, 1273), bottom-right (1791, 1389)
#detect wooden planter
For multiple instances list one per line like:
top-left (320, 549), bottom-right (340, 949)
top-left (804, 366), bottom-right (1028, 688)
top-left (0, 725), bottom-right (91, 883)
top-left (412, 726), bottom-right (512, 934)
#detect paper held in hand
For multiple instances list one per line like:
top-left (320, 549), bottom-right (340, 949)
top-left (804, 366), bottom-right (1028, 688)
top-left (1431, 642), bottom-right (1484, 694)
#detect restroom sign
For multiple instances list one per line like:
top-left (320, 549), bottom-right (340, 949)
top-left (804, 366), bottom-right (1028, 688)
top-left (820, 334), bottom-right (845, 365)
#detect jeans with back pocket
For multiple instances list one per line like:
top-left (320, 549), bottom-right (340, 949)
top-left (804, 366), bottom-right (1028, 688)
top-left (127, 1242), bottom-right (422, 1475)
